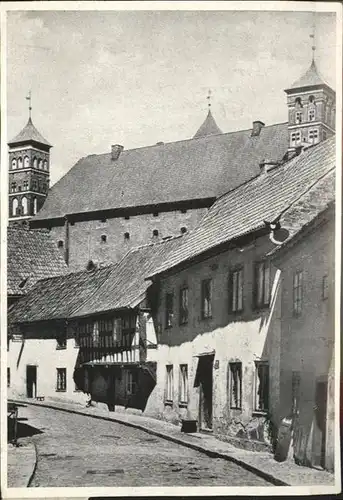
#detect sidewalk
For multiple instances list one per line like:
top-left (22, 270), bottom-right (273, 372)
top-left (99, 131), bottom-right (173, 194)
top-left (9, 396), bottom-right (335, 488)
top-left (7, 439), bottom-right (37, 488)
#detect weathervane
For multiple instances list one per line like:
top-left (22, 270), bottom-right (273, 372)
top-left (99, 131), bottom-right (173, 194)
top-left (310, 14), bottom-right (316, 62)
top-left (207, 89), bottom-right (212, 109)
top-left (26, 90), bottom-right (32, 119)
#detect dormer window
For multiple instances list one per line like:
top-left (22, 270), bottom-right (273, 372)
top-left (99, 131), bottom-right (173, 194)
top-left (295, 111), bottom-right (302, 124)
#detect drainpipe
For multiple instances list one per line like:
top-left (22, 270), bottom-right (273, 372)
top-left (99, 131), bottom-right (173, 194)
top-left (64, 216), bottom-right (69, 265)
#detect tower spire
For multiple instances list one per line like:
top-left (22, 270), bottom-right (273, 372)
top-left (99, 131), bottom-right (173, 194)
top-left (26, 91), bottom-right (32, 120)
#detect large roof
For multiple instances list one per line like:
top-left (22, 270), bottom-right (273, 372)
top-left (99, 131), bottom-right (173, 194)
top-left (148, 136), bottom-right (336, 278)
top-left (8, 236), bottom-right (182, 324)
top-left (7, 225), bottom-right (68, 297)
top-left (193, 110), bottom-right (223, 138)
top-left (33, 122), bottom-right (288, 220)
top-left (286, 60), bottom-right (331, 92)
top-left (8, 117), bottom-right (52, 148)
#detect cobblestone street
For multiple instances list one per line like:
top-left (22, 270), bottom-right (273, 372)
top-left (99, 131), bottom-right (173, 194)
top-left (15, 404), bottom-right (271, 487)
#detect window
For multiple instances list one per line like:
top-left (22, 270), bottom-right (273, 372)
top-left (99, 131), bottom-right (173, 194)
top-left (33, 157), bottom-right (37, 169)
top-left (124, 215), bottom-right (130, 220)
top-left (308, 108), bottom-right (316, 122)
top-left (254, 362), bottom-right (269, 413)
top-left (32, 180), bottom-right (38, 191)
top-left (56, 368), bottom-right (67, 392)
top-left (179, 364), bottom-right (188, 405)
top-left (153, 229), bottom-right (159, 237)
top-left (322, 275), bottom-right (329, 300)
top-left (33, 197), bottom-right (37, 214)
top-left (308, 129), bottom-right (319, 144)
top-left (309, 95), bottom-right (315, 103)
top-left (92, 321), bottom-right (99, 346)
top-left (24, 156), bottom-right (30, 168)
top-left (254, 261), bottom-right (270, 308)
top-left (124, 232), bottom-right (130, 240)
top-left (38, 159), bottom-right (43, 169)
top-left (229, 267), bottom-right (243, 313)
top-left (201, 279), bottom-right (212, 319)
top-left (229, 362), bottom-right (242, 409)
top-left (153, 212), bottom-right (159, 217)
top-left (18, 157), bottom-right (23, 169)
top-left (12, 198), bottom-right (18, 217)
top-left (23, 180), bottom-right (28, 190)
top-left (322, 130), bottom-right (327, 141)
top-left (293, 270), bottom-right (303, 316)
top-left (125, 370), bottom-right (136, 396)
top-left (7, 367), bottom-right (10, 388)
top-left (180, 226), bottom-right (187, 234)
top-left (295, 111), bottom-right (302, 124)
top-left (180, 209), bottom-right (187, 214)
top-left (290, 131), bottom-right (301, 146)
top-left (292, 371), bottom-right (300, 414)
top-left (101, 234), bottom-right (107, 243)
top-left (22, 196), bottom-right (28, 215)
top-left (179, 287), bottom-right (189, 325)
top-left (165, 365), bottom-right (173, 402)
top-left (165, 292), bottom-right (174, 328)
top-left (56, 329), bottom-right (67, 349)
top-left (43, 160), bottom-right (48, 170)
top-left (10, 182), bottom-right (16, 193)
top-left (11, 158), bottom-right (17, 169)
top-left (295, 97), bottom-right (302, 107)
top-left (57, 240), bottom-right (64, 248)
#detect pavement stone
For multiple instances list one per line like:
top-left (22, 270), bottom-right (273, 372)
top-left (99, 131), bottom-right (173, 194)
top-left (7, 439), bottom-right (37, 487)
top-left (9, 396), bottom-right (335, 488)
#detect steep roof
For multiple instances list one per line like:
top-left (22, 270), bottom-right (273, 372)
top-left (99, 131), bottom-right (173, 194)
top-left (8, 236), bottom-right (182, 324)
top-left (33, 122), bottom-right (288, 220)
top-left (193, 110), bottom-right (223, 138)
top-left (8, 118), bottom-right (52, 148)
top-left (286, 60), bottom-right (331, 92)
top-left (7, 225), bottom-right (68, 297)
top-left (148, 136), bottom-right (336, 278)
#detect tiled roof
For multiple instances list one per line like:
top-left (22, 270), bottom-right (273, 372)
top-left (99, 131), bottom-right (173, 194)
top-left (148, 136), bottom-right (336, 278)
top-left (7, 226), bottom-right (68, 297)
top-left (267, 169), bottom-right (335, 256)
top-left (193, 110), bottom-right (223, 138)
top-left (8, 237), bottom-right (182, 324)
top-left (34, 122), bottom-right (288, 220)
top-left (8, 118), bottom-right (52, 147)
top-left (286, 60), bottom-right (330, 91)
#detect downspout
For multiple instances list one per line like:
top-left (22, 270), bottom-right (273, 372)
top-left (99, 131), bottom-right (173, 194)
top-left (64, 216), bottom-right (69, 265)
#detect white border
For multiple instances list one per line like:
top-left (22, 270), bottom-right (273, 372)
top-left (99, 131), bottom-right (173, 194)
top-left (1, 2), bottom-right (342, 498)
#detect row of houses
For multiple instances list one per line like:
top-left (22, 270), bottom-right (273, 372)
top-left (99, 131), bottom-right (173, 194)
top-left (7, 135), bottom-right (336, 472)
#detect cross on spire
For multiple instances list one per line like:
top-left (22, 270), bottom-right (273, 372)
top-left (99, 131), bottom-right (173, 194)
top-left (26, 90), bottom-right (32, 119)
top-left (207, 89), bottom-right (212, 109)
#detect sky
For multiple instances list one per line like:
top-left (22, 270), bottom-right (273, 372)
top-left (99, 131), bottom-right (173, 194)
top-left (6, 7), bottom-right (337, 186)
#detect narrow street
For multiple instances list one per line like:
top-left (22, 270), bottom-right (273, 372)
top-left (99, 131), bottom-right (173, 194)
top-left (15, 405), bottom-right (271, 487)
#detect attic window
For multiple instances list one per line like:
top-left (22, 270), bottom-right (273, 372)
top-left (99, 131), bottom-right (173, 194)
top-left (57, 240), bottom-right (64, 248)
top-left (101, 234), bottom-right (107, 243)
top-left (180, 227), bottom-right (187, 234)
top-left (153, 229), bottom-right (159, 237)
top-left (124, 232), bottom-right (130, 240)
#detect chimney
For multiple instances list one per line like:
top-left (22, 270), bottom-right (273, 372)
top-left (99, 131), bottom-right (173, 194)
top-left (111, 144), bottom-right (124, 161)
top-left (259, 159), bottom-right (280, 174)
top-left (251, 121), bottom-right (265, 137)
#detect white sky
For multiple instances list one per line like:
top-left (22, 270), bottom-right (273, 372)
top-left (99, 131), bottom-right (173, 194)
top-left (6, 8), bottom-right (337, 185)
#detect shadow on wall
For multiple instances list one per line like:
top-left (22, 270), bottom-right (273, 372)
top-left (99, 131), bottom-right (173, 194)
top-left (8, 420), bottom-right (43, 442)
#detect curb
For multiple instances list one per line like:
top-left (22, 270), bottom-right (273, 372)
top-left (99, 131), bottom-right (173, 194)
top-left (27, 441), bottom-right (38, 487)
top-left (10, 399), bottom-right (288, 487)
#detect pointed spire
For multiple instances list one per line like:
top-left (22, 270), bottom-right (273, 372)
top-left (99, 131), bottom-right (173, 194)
top-left (8, 117), bottom-right (52, 148)
top-left (193, 89), bottom-right (223, 138)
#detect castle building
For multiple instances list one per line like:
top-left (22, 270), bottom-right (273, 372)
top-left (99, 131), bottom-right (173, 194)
top-left (8, 111), bottom-right (52, 223)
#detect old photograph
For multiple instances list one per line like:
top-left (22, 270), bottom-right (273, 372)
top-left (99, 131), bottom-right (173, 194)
top-left (1, 1), bottom-right (341, 497)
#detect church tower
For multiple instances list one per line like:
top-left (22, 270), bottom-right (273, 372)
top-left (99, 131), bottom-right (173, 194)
top-left (8, 96), bottom-right (52, 223)
top-left (284, 58), bottom-right (335, 152)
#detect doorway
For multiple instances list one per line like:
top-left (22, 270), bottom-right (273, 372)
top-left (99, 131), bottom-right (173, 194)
top-left (194, 353), bottom-right (214, 431)
top-left (26, 365), bottom-right (37, 398)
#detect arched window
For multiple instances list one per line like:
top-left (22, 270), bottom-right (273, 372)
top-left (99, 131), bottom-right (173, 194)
top-left (33, 157), bottom-right (38, 169)
top-left (11, 158), bottom-right (17, 170)
top-left (308, 96), bottom-right (316, 122)
top-left (18, 157), bottom-right (23, 169)
top-left (24, 156), bottom-right (30, 169)
top-left (38, 159), bottom-right (43, 170)
top-left (12, 198), bottom-right (18, 216)
top-left (308, 95), bottom-right (315, 103)
top-left (33, 197), bottom-right (38, 215)
top-left (43, 160), bottom-right (48, 171)
top-left (295, 97), bottom-right (302, 107)
top-left (22, 196), bottom-right (28, 215)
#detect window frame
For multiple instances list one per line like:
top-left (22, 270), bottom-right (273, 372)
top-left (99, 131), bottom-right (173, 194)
top-left (201, 278), bottom-right (213, 319)
top-left (56, 368), bottom-right (67, 392)
top-left (228, 266), bottom-right (244, 313)
top-left (254, 361), bottom-right (269, 414)
top-left (179, 364), bottom-right (188, 406)
top-left (253, 260), bottom-right (271, 309)
top-left (165, 364), bottom-right (174, 404)
top-left (179, 286), bottom-right (189, 325)
top-left (229, 362), bottom-right (242, 410)
top-left (165, 292), bottom-right (174, 329)
top-left (293, 270), bottom-right (303, 316)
